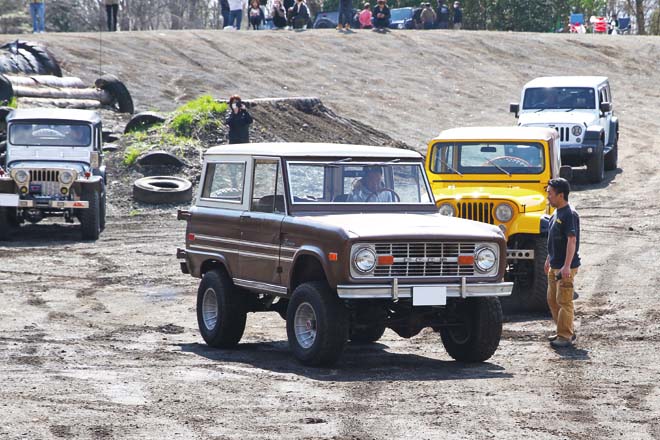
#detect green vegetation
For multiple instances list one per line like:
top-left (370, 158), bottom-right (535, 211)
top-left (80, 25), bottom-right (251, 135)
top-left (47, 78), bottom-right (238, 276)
top-left (7, 97), bottom-right (18, 108)
top-left (123, 144), bottom-right (148, 166)
top-left (171, 95), bottom-right (227, 138)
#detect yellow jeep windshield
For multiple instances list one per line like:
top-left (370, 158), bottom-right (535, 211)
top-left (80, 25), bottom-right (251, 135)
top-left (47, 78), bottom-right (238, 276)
top-left (431, 142), bottom-right (546, 175)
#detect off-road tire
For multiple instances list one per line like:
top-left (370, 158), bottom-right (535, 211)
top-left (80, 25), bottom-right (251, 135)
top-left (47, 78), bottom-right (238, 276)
top-left (100, 186), bottom-right (107, 232)
top-left (0, 74), bottom-right (14, 106)
top-left (95, 74), bottom-right (134, 114)
top-left (124, 112), bottom-right (166, 134)
top-left (196, 269), bottom-right (247, 348)
top-left (440, 297), bottom-right (503, 363)
top-left (350, 322), bottom-right (387, 344)
top-left (80, 189), bottom-right (101, 240)
top-left (0, 207), bottom-right (14, 240)
top-left (19, 41), bottom-right (62, 77)
top-left (604, 132), bottom-right (619, 171)
top-left (504, 236), bottom-right (549, 313)
top-left (587, 142), bottom-right (605, 183)
top-left (286, 281), bottom-right (349, 366)
top-left (133, 176), bottom-right (192, 204)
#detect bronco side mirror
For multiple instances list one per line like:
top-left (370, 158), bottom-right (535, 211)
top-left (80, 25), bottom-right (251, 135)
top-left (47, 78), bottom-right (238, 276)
top-left (559, 165), bottom-right (573, 180)
top-left (600, 102), bottom-right (612, 113)
top-left (509, 103), bottom-right (519, 117)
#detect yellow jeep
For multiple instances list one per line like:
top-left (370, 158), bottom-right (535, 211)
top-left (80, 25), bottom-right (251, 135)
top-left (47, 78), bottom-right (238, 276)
top-left (425, 127), bottom-right (571, 311)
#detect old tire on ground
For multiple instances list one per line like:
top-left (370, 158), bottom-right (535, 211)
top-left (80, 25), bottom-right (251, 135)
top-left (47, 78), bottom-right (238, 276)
top-left (137, 150), bottom-right (187, 168)
top-left (0, 74), bottom-right (14, 106)
top-left (440, 297), bottom-right (503, 363)
top-left (604, 133), bottom-right (618, 171)
top-left (286, 281), bottom-right (349, 366)
top-left (503, 236), bottom-right (549, 313)
top-left (95, 74), bottom-right (134, 114)
top-left (133, 176), bottom-right (192, 204)
top-left (18, 41), bottom-right (62, 77)
top-left (80, 188), bottom-right (101, 240)
top-left (586, 142), bottom-right (605, 183)
top-left (124, 112), bottom-right (166, 134)
top-left (196, 269), bottom-right (247, 348)
top-left (350, 322), bottom-right (387, 344)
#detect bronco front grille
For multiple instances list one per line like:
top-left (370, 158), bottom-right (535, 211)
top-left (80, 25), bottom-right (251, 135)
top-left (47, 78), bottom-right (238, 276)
top-left (373, 242), bottom-right (476, 277)
top-left (457, 202), bottom-right (495, 224)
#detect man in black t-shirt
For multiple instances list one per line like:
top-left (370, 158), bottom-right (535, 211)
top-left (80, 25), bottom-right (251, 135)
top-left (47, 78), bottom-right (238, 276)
top-left (545, 178), bottom-right (581, 347)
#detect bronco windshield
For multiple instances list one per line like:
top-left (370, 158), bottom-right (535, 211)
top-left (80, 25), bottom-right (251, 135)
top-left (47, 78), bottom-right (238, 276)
top-left (9, 123), bottom-right (92, 147)
top-left (287, 161), bottom-right (434, 205)
top-left (522, 87), bottom-right (596, 110)
top-left (431, 142), bottom-right (545, 175)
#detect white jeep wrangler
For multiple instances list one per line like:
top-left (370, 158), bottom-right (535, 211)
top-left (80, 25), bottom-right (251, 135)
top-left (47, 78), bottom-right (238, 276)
top-left (0, 108), bottom-right (106, 240)
top-left (509, 76), bottom-right (619, 183)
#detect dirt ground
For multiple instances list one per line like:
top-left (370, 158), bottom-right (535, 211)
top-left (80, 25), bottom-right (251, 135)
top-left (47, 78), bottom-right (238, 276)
top-left (1, 30), bottom-right (660, 439)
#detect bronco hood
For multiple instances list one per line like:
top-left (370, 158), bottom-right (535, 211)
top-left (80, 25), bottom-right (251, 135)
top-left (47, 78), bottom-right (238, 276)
top-left (297, 213), bottom-right (504, 241)
top-left (518, 110), bottom-right (597, 126)
top-left (433, 186), bottom-right (547, 212)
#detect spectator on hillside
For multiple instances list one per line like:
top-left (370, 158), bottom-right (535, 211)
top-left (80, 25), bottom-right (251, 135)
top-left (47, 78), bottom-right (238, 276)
top-left (420, 3), bottom-right (436, 29)
top-left (337, 0), bottom-right (354, 30)
top-left (412, 6), bottom-right (422, 29)
top-left (436, 0), bottom-right (450, 28)
top-left (289, 0), bottom-right (309, 29)
top-left (283, 0), bottom-right (295, 26)
top-left (359, 3), bottom-right (373, 29)
top-left (452, 0), bottom-right (462, 29)
top-left (226, 95), bottom-right (253, 144)
top-left (104, 0), bottom-right (119, 32)
top-left (248, 0), bottom-right (265, 29)
top-left (372, 0), bottom-right (390, 30)
top-left (220, 0), bottom-right (231, 28)
top-left (29, 0), bottom-right (46, 34)
top-left (271, 0), bottom-right (288, 28)
top-left (228, 0), bottom-right (248, 29)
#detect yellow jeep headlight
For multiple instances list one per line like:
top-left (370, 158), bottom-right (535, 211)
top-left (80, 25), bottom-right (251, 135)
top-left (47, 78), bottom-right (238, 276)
top-left (495, 203), bottom-right (514, 222)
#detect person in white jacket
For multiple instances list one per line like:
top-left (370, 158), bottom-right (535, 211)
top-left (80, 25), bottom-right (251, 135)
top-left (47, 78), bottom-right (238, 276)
top-left (227, 0), bottom-right (248, 29)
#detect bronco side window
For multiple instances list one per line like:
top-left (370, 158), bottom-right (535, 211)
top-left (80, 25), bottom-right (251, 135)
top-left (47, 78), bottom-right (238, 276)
top-left (251, 160), bottom-right (285, 214)
top-left (201, 161), bottom-right (246, 203)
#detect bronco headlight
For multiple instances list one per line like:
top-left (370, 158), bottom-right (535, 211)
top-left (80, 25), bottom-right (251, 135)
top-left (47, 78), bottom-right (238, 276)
top-left (14, 170), bottom-right (29, 184)
top-left (59, 170), bottom-right (75, 185)
top-left (438, 203), bottom-right (456, 217)
top-left (572, 125), bottom-right (583, 136)
top-left (353, 247), bottom-right (377, 274)
top-left (475, 246), bottom-right (497, 273)
top-left (494, 203), bottom-right (514, 222)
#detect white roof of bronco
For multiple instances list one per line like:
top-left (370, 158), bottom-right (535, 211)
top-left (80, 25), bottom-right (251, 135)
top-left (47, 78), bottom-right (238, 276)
top-left (432, 126), bottom-right (558, 142)
top-left (206, 143), bottom-right (423, 159)
top-left (523, 76), bottom-right (609, 89)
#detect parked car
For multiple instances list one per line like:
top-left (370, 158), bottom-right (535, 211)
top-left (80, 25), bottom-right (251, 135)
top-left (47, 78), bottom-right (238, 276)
top-left (0, 108), bottom-right (106, 240)
top-left (313, 10), bottom-right (359, 29)
top-left (425, 127), bottom-right (572, 312)
top-left (177, 142), bottom-right (513, 366)
top-left (510, 76), bottom-right (619, 183)
top-left (389, 7), bottom-right (416, 29)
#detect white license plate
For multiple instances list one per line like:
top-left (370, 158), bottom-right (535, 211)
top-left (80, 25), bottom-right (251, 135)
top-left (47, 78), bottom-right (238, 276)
top-left (0, 194), bottom-right (19, 207)
top-left (413, 286), bottom-right (447, 306)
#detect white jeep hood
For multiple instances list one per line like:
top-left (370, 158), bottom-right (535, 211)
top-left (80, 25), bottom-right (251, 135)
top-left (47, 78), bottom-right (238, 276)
top-left (8, 146), bottom-right (92, 167)
top-left (519, 110), bottom-right (598, 126)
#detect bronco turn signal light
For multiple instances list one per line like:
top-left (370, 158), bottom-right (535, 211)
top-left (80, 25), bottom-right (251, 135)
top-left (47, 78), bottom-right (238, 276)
top-left (328, 252), bottom-right (338, 261)
top-left (458, 255), bottom-right (475, 265)
top-left (377, 255), bottom-right (394, 265)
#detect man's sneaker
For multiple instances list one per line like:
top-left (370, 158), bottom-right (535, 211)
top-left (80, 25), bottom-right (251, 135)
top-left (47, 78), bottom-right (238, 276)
top-left (550, 334), bottom-right (577, 347)
top-left (337, 24), bottom-right (343, 30)
top-left (547, 334), bottom-right (558, 342)
top-left (573, 291), bottom-right (580, 300)
top-left (345, 24), bottom-right (351, 30)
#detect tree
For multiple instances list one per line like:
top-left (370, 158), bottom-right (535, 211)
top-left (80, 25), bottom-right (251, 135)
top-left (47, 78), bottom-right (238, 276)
top-left (0, 0), bottom-right (29, 34)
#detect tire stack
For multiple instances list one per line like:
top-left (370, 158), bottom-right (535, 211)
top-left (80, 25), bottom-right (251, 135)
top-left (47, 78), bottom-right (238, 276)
top-left (0, 40), bottom-right (62, 77)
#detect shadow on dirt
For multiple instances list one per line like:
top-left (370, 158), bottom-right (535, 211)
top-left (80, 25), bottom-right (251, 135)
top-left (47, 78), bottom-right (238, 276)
top-left (179, 341), bottom-right (513, 382)
top-left (0, 223), bottom-right (89, 247)
top-left (571, 167), bottom-right (622, 191)
top-left (551, 346), bottom-right (590, 361)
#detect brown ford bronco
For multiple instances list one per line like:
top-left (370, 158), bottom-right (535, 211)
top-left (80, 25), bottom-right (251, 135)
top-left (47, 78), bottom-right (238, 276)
top-left (177, 143), bottom-right (513, 366)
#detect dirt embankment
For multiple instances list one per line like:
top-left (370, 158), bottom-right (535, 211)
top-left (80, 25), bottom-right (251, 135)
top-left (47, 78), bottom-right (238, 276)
top-left (1, 30), bottom-right (660, 439)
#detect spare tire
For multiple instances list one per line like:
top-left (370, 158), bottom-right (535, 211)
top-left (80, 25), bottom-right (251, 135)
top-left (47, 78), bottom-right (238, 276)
top-left (133, 176), bottom-right (193, 204)
top-left (95, 74), bottom-right (134, 114)
top-left (124, 111), bottom-right (166, 134)
top-left (0, 74), bottom-right (14, 106)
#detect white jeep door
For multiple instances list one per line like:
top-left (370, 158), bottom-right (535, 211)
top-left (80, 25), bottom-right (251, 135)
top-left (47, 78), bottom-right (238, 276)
top-left (598, 86), bottom-right (612, 145)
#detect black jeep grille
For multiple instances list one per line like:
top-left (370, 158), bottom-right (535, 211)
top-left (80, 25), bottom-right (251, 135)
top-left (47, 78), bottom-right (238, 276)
top-left (29, 170), bottom-right (60, 182)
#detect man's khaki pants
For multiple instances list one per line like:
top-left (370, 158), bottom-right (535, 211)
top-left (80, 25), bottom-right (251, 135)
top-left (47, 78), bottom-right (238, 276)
top-left (547, 268), bottom-right (578, 340)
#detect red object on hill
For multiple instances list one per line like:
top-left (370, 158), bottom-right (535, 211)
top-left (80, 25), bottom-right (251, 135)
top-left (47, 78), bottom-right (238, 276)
top-left (594, 16), bottom-right (607, 33)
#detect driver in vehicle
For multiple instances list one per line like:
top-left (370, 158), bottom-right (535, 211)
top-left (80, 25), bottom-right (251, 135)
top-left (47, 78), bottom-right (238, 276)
top-left (349, 166), bottom-right (394, 202)
top-left (70, 126), bottom-right (90, 145)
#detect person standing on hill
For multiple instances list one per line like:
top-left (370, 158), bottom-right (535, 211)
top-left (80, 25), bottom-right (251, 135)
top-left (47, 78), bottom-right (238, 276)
top-left (104, 0), bottom-right (119, 32)
top-left (289, 0), bottom-right (309, 29)
top-left (226, 95), bottom-right (253, 144)
top-left (228, 0), bottom-right (248, 29)
top-left (545, 178), bottom-right (581, 348)
top-left (358, 3), bottom-right (372, 29)
top-left (452, 0), bottom-right (462, 29)
top-left (248, 0), bottom-right (265, 29)
top-left (420, 3), bottom-right (436, 29)
top-left (436, 0), bottom-right (450, 28)
top-left (29, 0), bottom-right (46, 33)
top-left (337, 0), bottom-right (354, 30)
top-left (271, 0), bottom-right (288, 28)
top-left (220, 0), bottom-right (231, 28)
top-left (372, 0), bottom-right (390, 30)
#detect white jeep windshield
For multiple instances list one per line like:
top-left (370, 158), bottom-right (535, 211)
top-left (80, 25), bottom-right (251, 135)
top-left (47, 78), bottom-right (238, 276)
top-left (9, 123), bottom-right (92, 147)
top-left (523, 87), bottom-right (596, 110)
top-left (287, 161), bottom-right (434, 205)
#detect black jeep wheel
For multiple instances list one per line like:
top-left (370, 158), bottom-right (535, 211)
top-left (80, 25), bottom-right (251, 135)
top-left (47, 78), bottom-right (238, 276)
top-left (504, 236), bottom-right (549, 313)
top-left (100, 189), bottom-right (107, 232)
top-left (586, 141), bottom-right (605, 183)
top-left (196, 269), bottom-right (246, 348)
top-left (286, 281), bottom-right (348, 366)
top-left (350, 322), bottom-right (387, 344)
top-left (440, 297), bottom-right (503, 363)
top-left (80, 189), bottom-right (101, 240)
top-left (604, 132), bottom-right (618, 171)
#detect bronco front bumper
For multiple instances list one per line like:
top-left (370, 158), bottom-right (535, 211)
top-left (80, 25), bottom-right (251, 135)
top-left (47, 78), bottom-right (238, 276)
top-left (0, 194), bottom-right (88, 209)
top-left (337, 279), bottom-right (513, 300)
